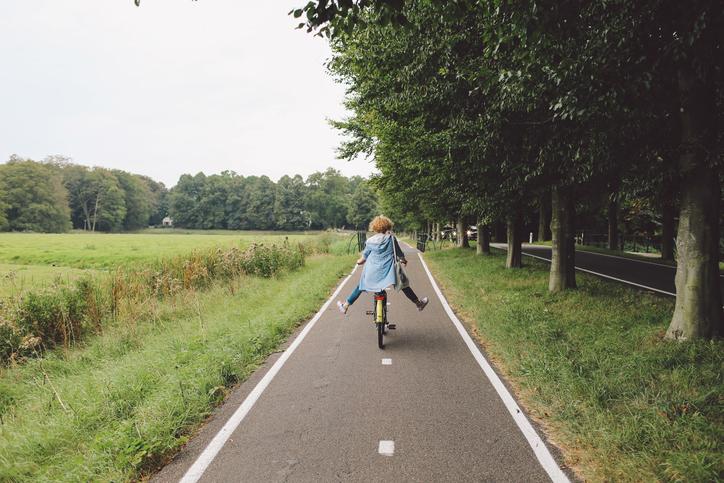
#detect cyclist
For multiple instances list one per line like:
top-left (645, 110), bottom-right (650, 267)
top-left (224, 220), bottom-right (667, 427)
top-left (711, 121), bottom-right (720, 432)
top-left (337, 215), bottom-right (428, 314)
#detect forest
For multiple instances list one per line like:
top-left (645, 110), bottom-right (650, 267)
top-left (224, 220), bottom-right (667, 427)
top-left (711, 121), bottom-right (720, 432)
top-left (0, 156), bottom-right (378, 232)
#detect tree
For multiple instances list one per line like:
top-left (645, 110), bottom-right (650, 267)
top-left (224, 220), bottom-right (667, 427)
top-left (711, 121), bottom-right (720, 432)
top-left (347, 181), bottom-right (377, 229)
top-left (244, 176), bottom-right (276, 230)
top-left (113, 170), bottom-right (153, 231)
top-left (0, 199), bottom-right (7, 231)
top-left (139, 176), bottom-right (168, 226)
top-left (169, 173), bottom-right (206, 228)
top-left (305, 168), bottom-right (350, 229)
top-left (0, 158), bottom-right (71, 233)
top-left (274, 175), bottom-right (308, 230)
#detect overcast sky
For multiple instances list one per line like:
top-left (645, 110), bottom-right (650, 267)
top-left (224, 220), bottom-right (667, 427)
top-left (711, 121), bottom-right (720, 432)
top-left (0, 0), bottom-right (373, 187)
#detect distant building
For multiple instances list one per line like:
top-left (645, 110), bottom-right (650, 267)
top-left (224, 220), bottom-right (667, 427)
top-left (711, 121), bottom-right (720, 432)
top-left (162, 217), bottom-right (173, 227)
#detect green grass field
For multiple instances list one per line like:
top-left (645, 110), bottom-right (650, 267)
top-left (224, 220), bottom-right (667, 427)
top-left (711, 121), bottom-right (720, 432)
top-left (0, 231), bottom-right (328, 269)
top-left (0, 263), bottom-right (102, 298)
top-left (425, 248), bottom-right (723, 482)
top-left (0, 231), bottom-right (353, 299)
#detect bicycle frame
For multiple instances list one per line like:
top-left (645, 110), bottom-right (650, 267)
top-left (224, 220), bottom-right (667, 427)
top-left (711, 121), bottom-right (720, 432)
top-left (366, 290), bottom-right (394, 349)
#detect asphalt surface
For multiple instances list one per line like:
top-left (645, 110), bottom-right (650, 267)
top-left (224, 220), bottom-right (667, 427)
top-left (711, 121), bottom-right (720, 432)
top-left (491, 243), bottom-right (724, 299)
top-left (154, 243), bottom-right (563, 483)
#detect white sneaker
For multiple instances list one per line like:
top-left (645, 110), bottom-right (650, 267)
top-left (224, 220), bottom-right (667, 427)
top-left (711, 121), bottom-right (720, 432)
top-left (417, 297), bottom-right (429, 311)
top-left (337, 301), bottom-right (348, 314)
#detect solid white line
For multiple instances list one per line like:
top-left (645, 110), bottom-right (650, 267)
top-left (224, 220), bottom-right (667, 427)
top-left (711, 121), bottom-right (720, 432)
top-left (490, 244), bottom-right (677, 297)
top-left (381, 358), bottom-right (392, 365)
top-left (417, 253), bottom-right (569, 483)
top-left (520, 244), bottom-right (724, 278)
top-left (179, 265), bottom-right (358, 483)
top-left (518, 251), bottom-right (676, 297)
top-left (522, 244), bottom-right (676, 268)
top-left (378, 440), bottom-right (395, 456)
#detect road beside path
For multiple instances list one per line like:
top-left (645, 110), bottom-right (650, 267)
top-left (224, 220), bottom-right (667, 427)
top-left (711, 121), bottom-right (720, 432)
top-left (491, 243), bottom-right (724, 299)
top-left (154, 243), bottom-right (568, 482)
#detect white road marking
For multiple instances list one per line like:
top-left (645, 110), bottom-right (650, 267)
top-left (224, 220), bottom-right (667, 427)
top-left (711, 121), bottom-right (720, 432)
top-left (378, 440), bottom-right (395, 456)
top-left (527, 244), bottom-right (724, 278)
top-left (418, 252), bottom-right (570, 483)
top-left (381, 358), bottom-right (392, 365)
top-left (179, 265), bottom-right (359, 483)
top-left (489, 244), bottom-right (677, 297)
top-left (524, 244), bottom-right (675, 268)
top-left (518, 251), bottom-right (676, 297)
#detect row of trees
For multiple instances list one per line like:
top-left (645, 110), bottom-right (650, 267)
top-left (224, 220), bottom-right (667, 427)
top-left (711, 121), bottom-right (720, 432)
top-left (296, 0), bottom-right (722, 340)
top-left (167, 168), bottom-right (378, 230)
top-left (0, 156), bottom-right (166, 233)
top-left (0, 157), bottom-right (378, 233)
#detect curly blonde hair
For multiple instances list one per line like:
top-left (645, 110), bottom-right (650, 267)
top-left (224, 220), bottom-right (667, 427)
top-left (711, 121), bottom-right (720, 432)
top-left (369, 215), bottom-right (393, 233)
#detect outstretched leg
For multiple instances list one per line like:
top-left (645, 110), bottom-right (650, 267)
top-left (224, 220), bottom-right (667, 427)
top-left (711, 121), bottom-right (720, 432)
top-left (338, 284), bottom-right (364, 314)
top-left (402, 287), bottom-right (429, 311)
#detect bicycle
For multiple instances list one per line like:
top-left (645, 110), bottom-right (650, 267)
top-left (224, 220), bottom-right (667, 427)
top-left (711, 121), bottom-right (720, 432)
top-left (366, 290), bottom-right (396, 349)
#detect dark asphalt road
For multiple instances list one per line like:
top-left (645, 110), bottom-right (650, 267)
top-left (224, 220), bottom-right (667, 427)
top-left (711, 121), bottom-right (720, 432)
top-left (491, 243), bottom-right (724, 299)
top-left (153, 243), bottom-right (567, 483)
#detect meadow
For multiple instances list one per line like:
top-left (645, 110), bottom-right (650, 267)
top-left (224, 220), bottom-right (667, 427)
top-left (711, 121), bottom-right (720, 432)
top-left (0, 230), bottom-right (354, 481)
top-left (0, 230), bottom-right (348, 297)
top-left (0, 230), bottom-right (324, 269)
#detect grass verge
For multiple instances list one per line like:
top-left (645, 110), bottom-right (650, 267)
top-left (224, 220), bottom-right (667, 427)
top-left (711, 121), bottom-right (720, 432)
top-left (0, 254), bottom-right (351, 482)
top-left (425, 248), bottom-right (722, 482)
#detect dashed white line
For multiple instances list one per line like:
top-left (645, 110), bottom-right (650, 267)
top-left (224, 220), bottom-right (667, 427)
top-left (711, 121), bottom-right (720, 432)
top-left (378, 440), bottom-right (395, 456)
top-left (381, 358), bottom-right (392, 365)
top-left (179, 265), bottom-right (359, 483)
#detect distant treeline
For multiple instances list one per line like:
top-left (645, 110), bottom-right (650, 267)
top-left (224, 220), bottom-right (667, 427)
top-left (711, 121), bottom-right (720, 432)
top-left (0, 156), bottom-right (378, 233)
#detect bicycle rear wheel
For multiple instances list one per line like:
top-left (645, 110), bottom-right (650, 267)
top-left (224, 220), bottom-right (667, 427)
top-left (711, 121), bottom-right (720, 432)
top-left (377, 322), bottom-right (384, 349)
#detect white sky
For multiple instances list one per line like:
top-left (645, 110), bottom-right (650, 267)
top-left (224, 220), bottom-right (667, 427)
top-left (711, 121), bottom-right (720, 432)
top-left (0, 0), bottom-right (373, 187)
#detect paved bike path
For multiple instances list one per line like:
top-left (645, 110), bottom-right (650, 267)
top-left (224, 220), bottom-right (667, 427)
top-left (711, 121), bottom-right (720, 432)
top-left (491, 243), bottom-right (724, 299)
top-left (154, 244), bottom-right (565, 482)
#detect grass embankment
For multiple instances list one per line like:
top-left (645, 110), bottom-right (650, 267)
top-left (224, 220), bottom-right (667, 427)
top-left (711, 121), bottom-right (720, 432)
top-left (0, 254), bottom-right (351, 481)
top-left (425, 248), bottom-right (722, 482)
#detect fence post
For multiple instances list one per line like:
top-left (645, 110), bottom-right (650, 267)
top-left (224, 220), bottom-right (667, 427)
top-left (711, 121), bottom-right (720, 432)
top-left (357, 231), bottom-right (366, 252)
top-left (417, 233), bottom-right (428, 253)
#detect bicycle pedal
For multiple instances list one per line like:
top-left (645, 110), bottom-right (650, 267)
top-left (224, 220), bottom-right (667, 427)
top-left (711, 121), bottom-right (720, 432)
top-left (387, 324), bottom-right (396, 330)
top-left (365, 311), bottom-right (374, 315)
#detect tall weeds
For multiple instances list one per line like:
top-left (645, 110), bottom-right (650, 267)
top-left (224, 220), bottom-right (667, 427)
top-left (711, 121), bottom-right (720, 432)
top-left (0, 242), bottom-right (308, 364)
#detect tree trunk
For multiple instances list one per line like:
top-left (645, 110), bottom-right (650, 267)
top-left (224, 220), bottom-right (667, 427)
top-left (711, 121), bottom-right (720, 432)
top-left (549, 186), bottom-right (576, 291)
top-left (91, 195), bottom-right (101, 232)
top-left (456, 217), bottom-right (469, 248)
top-left (537, 192), bottom-right (550, 242)
top-left (607, 195), bottom-right (619, 250)
top-left (476, 221), bottom-right (491, 255)
top-left (505, 213), bottom-right (522, 268)
top-left (660, 176), bottom-right (676, 261)
top-left (661, 200), bottom-right (675, 261)
top-left (82, 201), bottom-right (90, 231)
top-left (666, 65), bottom-right (723, 340)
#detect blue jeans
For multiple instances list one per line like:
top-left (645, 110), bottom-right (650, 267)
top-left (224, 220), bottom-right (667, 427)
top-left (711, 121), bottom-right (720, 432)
top-left (345, 284), bottom-right (419, 305)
